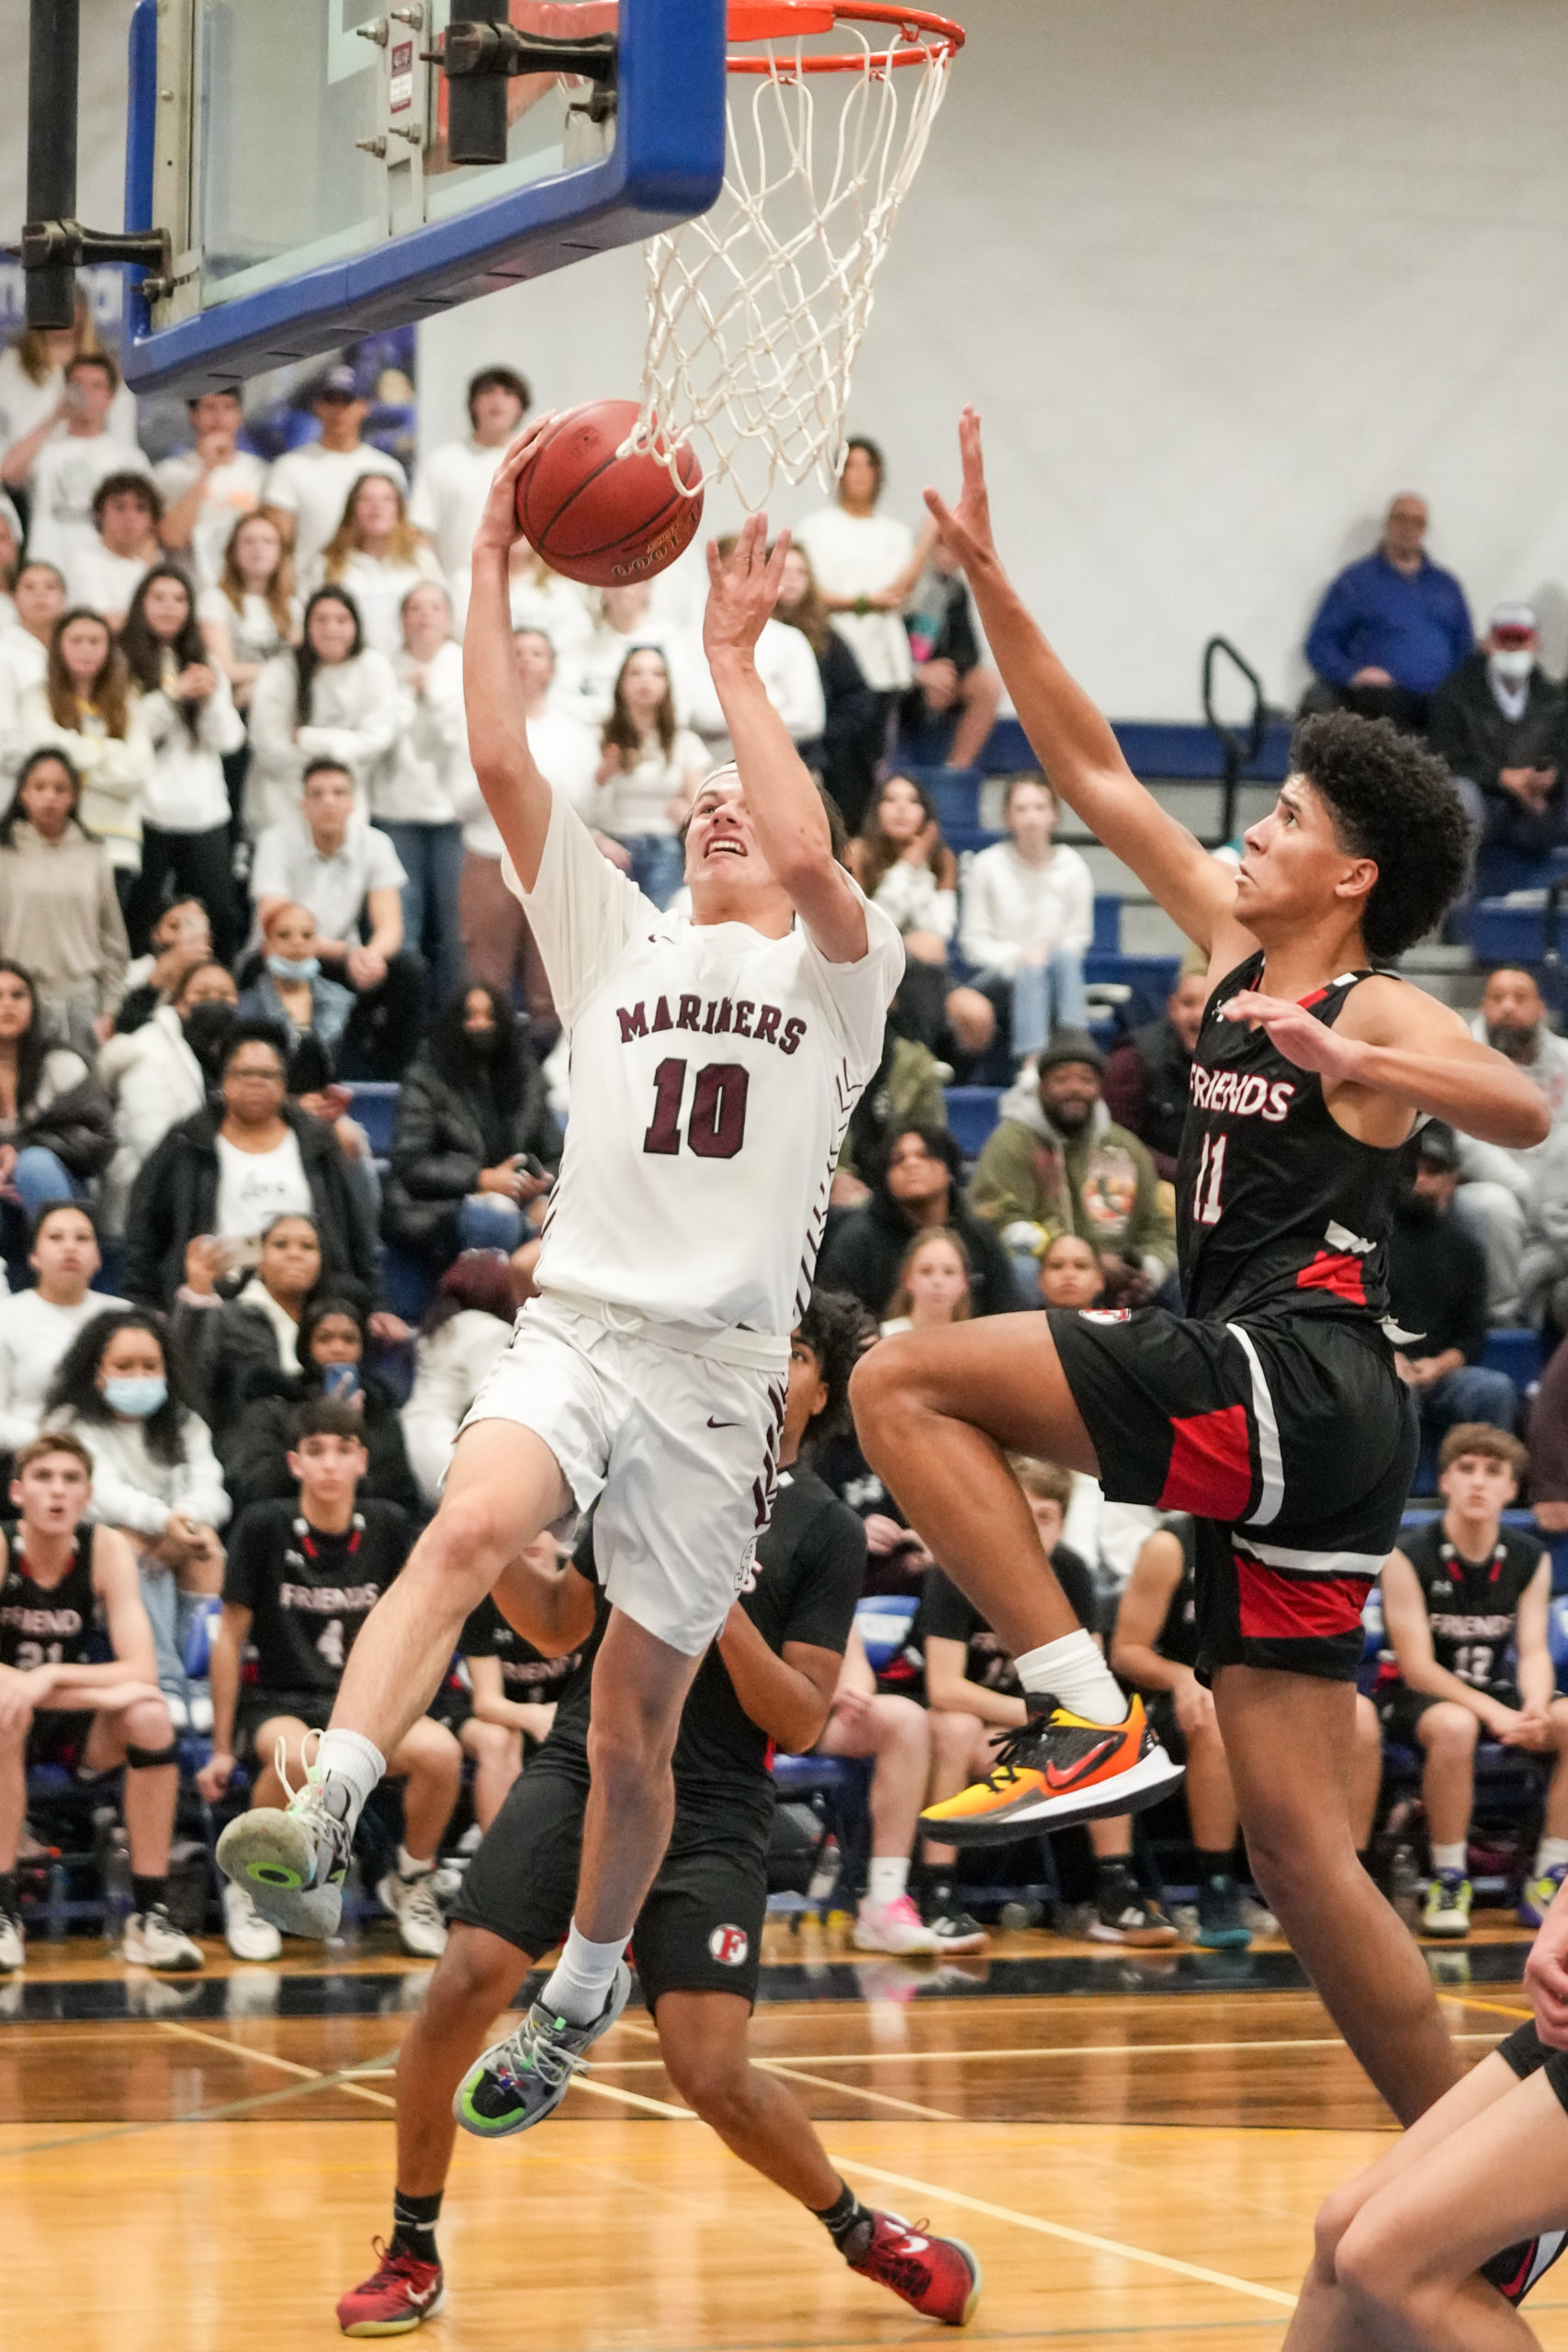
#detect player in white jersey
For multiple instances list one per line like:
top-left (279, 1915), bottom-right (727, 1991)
top-left (218, 421), bottom-right (902, 2107)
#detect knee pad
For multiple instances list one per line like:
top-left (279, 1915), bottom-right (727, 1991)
top-left (125, 1740), bottom-right (179, 1771)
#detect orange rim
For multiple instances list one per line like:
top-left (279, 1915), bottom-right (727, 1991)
top-left (726, 0), bottom-right (964, 73)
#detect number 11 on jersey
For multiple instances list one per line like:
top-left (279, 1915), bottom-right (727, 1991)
top-left (1195, 1132), bottom-right (1227, 1226)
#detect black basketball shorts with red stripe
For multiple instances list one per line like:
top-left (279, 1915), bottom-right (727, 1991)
top-left (1046, 1306), bottom-right (1417, 1683)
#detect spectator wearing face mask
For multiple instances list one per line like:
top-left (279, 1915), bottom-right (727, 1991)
top-left (1100, 967), bottom-right (1210, 1182)
top-left (1451, 967), bottom-right (1568, 1320)
top-left (236, 900), bottom-right (354, 1070)
top-left (98, 960), bottom-right (238, 1233)
top-left (1427, 603), bottom-right (1568, 863)
top-left (384, 986), bottom-right (559, 1270)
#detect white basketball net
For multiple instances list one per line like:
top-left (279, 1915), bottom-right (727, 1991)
top-left (629, 22), bottom-right (956, 511)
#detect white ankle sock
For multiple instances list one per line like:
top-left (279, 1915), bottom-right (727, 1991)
top-left (866, 1857), bottom-right (910, 1909)
top-left (1014, 1629), bottom-right (1125, 1725)
top-left (541, 1921), bottom-right (627, 2026)
top-left (396, 1844), bottom-right (434, 1882)
top-left (1537, 1837), bottom-right (1568, 1878)
top-left (1429, 1842), bottom-right (1466, 1877)
top-left (312, 1728), bottom-right (386, 1830)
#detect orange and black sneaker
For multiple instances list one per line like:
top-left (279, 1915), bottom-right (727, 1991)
top-left (337, 2237), bottom-right (446, 2335)
top-left (920, 1692), bottom-right (1184, 1845)
top-left (847, 2210), bottom-right (981, 2324)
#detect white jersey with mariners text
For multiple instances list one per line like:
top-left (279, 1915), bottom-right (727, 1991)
top-left (504, 797), bottom-right (903, 1348)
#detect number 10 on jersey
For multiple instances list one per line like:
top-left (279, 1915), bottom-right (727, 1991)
top-left (643, 1057), bottom-right (750, 1159)
top-left (1194, 1132), bottom-right (1227, 1225)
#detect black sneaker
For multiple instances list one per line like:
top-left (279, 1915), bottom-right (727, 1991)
top-left (921, 1884), bottom-right (989, 1954)
top-left (1483, 2231), bottom-right (1568, 2306)
top-left (1195, 1874), bottom-right (1253, 1951)
top-left (1089, 1868), bottom-right (1179, 1948)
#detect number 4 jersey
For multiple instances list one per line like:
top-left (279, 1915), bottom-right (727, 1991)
top-left (220, 1499), bottom-right (414, 1699)
top-left (1176, 951), bottom-right (1403, 1331)
top-left (506, 797), bottom-right (904, 1343)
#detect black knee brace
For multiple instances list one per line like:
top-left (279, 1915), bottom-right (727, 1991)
top-left (124, 1740), bottom-right (178, 1771)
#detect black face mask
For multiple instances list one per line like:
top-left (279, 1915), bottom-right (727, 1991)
top-left (182, 1001), bottom-right (235, 1072)
top-left (465, 1024), bottom-right (498, 1057)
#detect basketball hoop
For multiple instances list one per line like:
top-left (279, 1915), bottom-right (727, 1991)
top-left (627, 1), bottom-right (964, 511)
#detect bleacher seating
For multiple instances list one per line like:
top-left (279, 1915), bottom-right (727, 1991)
top-left (1480, 1329), bottom-right (1545, 1387)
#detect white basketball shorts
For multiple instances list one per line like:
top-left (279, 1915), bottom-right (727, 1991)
top-left (459, 1290), bottom-right (788, 1657)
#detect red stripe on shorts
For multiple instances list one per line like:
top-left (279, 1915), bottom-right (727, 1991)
top-left (1159, 1405), bottom-right (1253, 1520)
top-left (1235, 1555), bottom-right (1371, 1641)
top-left (1296, 1251), bottom-right (1367, 1305)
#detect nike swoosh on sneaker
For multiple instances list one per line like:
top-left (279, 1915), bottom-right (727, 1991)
top-left (406, 2280), bottom-right (440, 2311)
top-left (1043, 1737), bottom-right (1120, 1789)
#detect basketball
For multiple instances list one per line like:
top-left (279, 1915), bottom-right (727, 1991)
top-left (514, 399), bottom-right (705, 588)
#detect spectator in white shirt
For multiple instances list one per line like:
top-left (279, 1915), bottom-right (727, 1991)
top-left (0, 492), bottom-right (18, 628)
top-left (0, 313), bottom-right (139, 501)
top-left (0, 749), bottom-right (128, 1055)
top-left (400, 1250), bottom-right (517, 1508)
top-left (0, 1200), bottom-right (128, 1453)
top-left (594, 645), bottom-right (710, 908)
top-left (62, 472), bottom-right (164, 627)
top-left (197, 512), bottom-right (299, 715)
top-left (959, 774), bottom-right (1092, 1063)
top-left (155, 390), bottom-right (269, 593)
top-left (261, 363), bottom-right (407, 577)
top-left (379, 580), bottom-right (468, 1009)
top-left (561, 581), bottom-right (698, 729)
top-left (307, 471), bottom-right (446, 659)
top-left (848, 772), bottom-right (993, 1062)
top-left (17, 609), bottom-right (153, 904)
top-left (796, 436), bottom-right (932, 712)
top-left (118, 566), bottom-right (245, 962)
top-left (251, 759), bottom-right (421, 1079)
top-left (455, 626), bottom-right (603, 1020)
top-left (0, 560), bottom-right (66, 778)
top-left (243, 584), bottom-right (399, 833)
top-left (21, 355), bottom-right (151, 578)
top-left (682, 531), bottom-right (824, 752)
top-left (410, 366), bottom-right (529, 628)
top-left (507, 547), bottom-right (594, 678)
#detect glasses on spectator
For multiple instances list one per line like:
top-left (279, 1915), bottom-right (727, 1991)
top-left (229, 1061), bottom-right (286, 1085)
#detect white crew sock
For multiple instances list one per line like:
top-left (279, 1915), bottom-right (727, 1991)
top-left (865, 1857), bottom-right (910, 1910)
top-left (311, 1728), bottom-right (386, 1830)
top-left (396, 1843), bottom-right (434, 1882)
top-left (1536, 1837), bottom-right (1568, 1878)
top-left (541, 1920), bottom-right (628, 2027)
top-left (1429, 1842), bottom-right (1467, 1877)
top-left (1014, 1629), bottom-right (1126, 1726)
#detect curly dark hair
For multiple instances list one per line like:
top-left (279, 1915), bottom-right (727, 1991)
top-left (795, 1287), bottom-right (870, 1453)
top-left (1292, 710), bottom-right (1471, 962)
top-left (45, 1307), bottom-right (191, 1466)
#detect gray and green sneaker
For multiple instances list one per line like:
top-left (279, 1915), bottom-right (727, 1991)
top-left (1422, 1869), bottom-right (1472, 1939)
top-left (455, 1961), bottom-right (633, 2138)
top-left (215, 1744), bottom-right (355, 1939)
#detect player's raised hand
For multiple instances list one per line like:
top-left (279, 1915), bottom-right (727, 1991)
top-left (1219, 989), bottom-right (1362, 1083)
top-left (473, 412), bottom-right (558, 559)
top-left (704, 513), bottom-right (788, 666)
top-left (925, 407), bottom-right (998, 572)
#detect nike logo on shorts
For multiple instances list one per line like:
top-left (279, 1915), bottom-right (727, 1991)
top-left (707, 1416), bottom-right (738, 1429)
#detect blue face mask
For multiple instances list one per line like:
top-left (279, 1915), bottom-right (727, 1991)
top-left (103, 1375), bottom-right (167, 1419)
top-left (267, 954), bottom-right (321, 982)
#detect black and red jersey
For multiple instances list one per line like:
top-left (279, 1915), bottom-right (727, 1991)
top-left (0, 1524), bottom-right (97, 1672)
top-left (1174, 951), bottom-right (1404, 1331)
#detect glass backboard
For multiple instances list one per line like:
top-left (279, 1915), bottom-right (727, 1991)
top-left (119, 0), bottom-right (725, 392)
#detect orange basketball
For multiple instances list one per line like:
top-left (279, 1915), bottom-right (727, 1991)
top-left (514, 399), bottom-right (705, 588)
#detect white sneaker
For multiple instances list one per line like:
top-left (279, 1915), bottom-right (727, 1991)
top-left (378, 1867), bottom-right (449, 1959)
top-left (0, 1908), bottom-right (24, 1971)
top-left (122, 1905), bottom-right (205, 1972)
top-left (853, 1894), bottom-right (941, 1955)
top-left (223, 1878), bottom-right (283, 1962)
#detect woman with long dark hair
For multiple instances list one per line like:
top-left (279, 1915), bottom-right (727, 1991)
top-left (816, 1123), bottom-right (1021, 1323)
top-left (384, 984), bottom-right (560, 1266)
top-left (119, 563), bottom-right (244, 959)
top-left (593, 644), bottom-right (708, 909)
top-left (243, 583), bottom-right (399, 832)
top-left (0, 956), bottom-right (115, 1272)
top-left (849, 774), bottom-right (994, 1065)
top-left (221, 1289), bottom-right (421, 1519)
top-left (0, 748), bottom-right (127, 1053)
top-left (16, 606), bottom-right (152, 903)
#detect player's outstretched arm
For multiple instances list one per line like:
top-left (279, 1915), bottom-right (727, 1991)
top-left (464, 414), bottom-right (560, 893)
top-left (927, 409), bottom-right (1240, 957)
top-left (703, 517), bottom-right (869, 964)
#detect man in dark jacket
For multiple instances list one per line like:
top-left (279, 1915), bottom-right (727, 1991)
top-left (1387, 1121), bottom-right (1518, 1487)
top-left (382, 986), bottom-right (560, 1266)
top-left (1427, 602), bottom-right (1568, 861)
top-left (815, 1124), bottom-right (1020, 1322)
top-left (123, 1022), bottom-right (381, 1309)
top-left (1100, 967), bottom-right (1208, 1181)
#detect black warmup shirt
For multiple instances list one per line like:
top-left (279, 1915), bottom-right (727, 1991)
top-left (1385, 1206), bottom-right (1489, 1364)
top-left (458, 1595), bottom-right (583, 1708)
top-left (0, 1525), bottom-right (97, 1671)
top-left (915, 1544), bottom-right (1097, 1701)
top-left (223, 1499), bottom-right (413, 1696)
top-left (1396, 1516), bottom-right (1545, 1690)
top-left (1154, 1515), bottom-right (1200, 1670)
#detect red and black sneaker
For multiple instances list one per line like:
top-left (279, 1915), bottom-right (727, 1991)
top-left (1483, 2229), bottom-right (1567, 2307)
top-left (337, 2237), bottom-right (446, 2335)
top-left (847, 2210), bottom-right (981, 2324)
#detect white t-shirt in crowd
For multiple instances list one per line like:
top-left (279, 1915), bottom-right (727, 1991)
top-left (685, 616), bottom-right (826, 744)
top-left (558, 620), bottom-right (700, 730)
top-left (262, 440), bottom-right (408, 575)
top-left (455, 707), bottom-right (600, 859)
top-left (0, 348), bottom-right (139, 467)
top-left (0, 629), bottom-right (48, 779)
top-left (959, 839), bottom-right (1095, 977)
top-left (250, 813), bottom-right (408, 944)
top-left (303, 543), bottom-right (447, 660)
top-left (597, 726), bottom-right (710, 839)
top-left (0, 1287), bottom-right (130, 1452)
top-left (153, 447), bottom-right (269, 589)
top-left (197, 584), bottom-right (300, 671)
top-left (409, 436), bottom-right (503, 584)
top-left (507, 794), bottom-right (904, 1340)
top-left (509, 564), bottom-right (595, 677)
top-left (26, 433), bottom-right (152, 574)
top-left (62, 540), bottom-right (152, 622)
top-left (794, 505), bottom-right (914, 691)
top-left (214, 1128), bottom-right (313, 1246)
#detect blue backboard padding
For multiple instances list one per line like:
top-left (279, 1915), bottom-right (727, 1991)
top-left (121, 0), bottom-right (727, 390)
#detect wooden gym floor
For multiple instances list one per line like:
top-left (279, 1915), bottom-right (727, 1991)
top-left (4, 1917), bottom-right (1565, 2352)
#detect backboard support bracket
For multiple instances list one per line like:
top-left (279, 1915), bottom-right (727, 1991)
top-left (20, 0), bottom-right (172, 324)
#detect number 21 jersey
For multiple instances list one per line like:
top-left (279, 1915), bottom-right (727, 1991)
top-left (507, 798), bottom-right (904, 1343)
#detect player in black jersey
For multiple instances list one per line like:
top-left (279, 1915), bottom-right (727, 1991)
top-left (424, 1562), bottom-right (586, 1837)
top-left (335, 1295), bottom-right (982, 2337)
top-left (1380, 1423), bottom-right (1568, 1940)
top-left (0, 1431), bottom-right (203, 1973)
top-left (851, 410), bottom-right (1548, 2132)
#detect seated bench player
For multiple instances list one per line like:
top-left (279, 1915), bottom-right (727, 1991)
top-left (198, 1397), bottom-right (459, 1962)
top-left (921, 1457), bottom-right (1178, 1946)
top-left (0, 1431), bottom-right (203, 1973)
top-left (336, 1292), bottom-right (982, 2336)
top-left (1112, 1513), bottom-right (1384, 1950)
top-left (427, 1540), bottom-right (587, 1835)
top-left (1379, 1421), bottom-right (1568, 1939)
